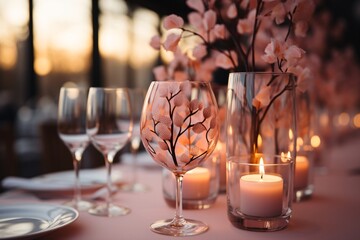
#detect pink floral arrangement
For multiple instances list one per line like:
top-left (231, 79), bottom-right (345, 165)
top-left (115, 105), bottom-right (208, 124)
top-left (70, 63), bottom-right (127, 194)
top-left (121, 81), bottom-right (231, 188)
top-left (149, 0), bottom-right (316, 85)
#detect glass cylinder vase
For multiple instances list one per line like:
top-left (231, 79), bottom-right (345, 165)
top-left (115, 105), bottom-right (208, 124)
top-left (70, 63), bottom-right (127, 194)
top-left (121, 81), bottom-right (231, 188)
top-left (226, 72), bottom-right (297, 231)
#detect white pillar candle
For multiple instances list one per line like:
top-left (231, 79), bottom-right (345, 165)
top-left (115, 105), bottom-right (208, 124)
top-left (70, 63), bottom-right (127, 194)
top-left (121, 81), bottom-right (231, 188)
top-left (239, 158), bottom-right (283, 217)
top-left (182, 167), bottom-right (211, 200)
top-left (294, 156), bottom-right (309, 190)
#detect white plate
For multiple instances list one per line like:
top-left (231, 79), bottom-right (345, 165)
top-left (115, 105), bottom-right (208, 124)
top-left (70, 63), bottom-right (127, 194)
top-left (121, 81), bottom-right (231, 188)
top-left (0, 203), bottom-right (78, 239)
top-left (2, 168), bottom-right (123, 195)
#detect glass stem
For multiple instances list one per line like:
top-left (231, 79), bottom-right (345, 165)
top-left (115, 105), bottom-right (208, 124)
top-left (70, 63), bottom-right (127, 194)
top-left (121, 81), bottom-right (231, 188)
top-left (131, 147), bottom-right (138, 185)
top-left (105, 155), bottom-right (112, 209)
top-left (72, 153), bottom-right (82, 205)
top-left (173, 173), bottom-right (186, 227)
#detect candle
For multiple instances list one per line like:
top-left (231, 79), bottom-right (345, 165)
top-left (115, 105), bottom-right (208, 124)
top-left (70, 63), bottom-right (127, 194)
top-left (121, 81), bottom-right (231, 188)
top-left (240, 158), bottom-right (283, 217)
top-left (294, 156), bottom-right (309, 189)
top-left (216, 141), bottom-right (227, 189)
top-left (182, 167), bottom-right (211, 200)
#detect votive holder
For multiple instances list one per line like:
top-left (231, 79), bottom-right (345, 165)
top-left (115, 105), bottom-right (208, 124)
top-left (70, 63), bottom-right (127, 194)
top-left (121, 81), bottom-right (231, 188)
top-left (162, 153), bottom-right (220, 209)
top-left (227, 154), bottom-right (293, 231)
top-left (294, 151), bottom-right (314, 201)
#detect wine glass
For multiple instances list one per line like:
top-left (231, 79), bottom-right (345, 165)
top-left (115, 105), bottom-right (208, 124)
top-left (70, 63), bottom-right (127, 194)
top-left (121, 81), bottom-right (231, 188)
top-left (57, 87), bottom-right (93, 211)
top-left (140, 80), bottom-right (219, 236)
top-left (122, 88), bottom-right (149, 192)
top-left (86, 87), bottom-right (133, 217)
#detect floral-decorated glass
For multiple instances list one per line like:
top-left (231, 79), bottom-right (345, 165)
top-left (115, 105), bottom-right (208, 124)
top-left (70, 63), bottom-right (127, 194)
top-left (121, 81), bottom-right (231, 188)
top-left (140, 80), bottom-right (219, 236)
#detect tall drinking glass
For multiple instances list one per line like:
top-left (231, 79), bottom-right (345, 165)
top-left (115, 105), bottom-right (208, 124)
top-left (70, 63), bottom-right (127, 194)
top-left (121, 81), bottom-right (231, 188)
top-left (140, 80), bottom-right (219, 236)
top-left (57, 87), bottom-right (93, 211)
top-left (86, 87), bottom-right (133, 217)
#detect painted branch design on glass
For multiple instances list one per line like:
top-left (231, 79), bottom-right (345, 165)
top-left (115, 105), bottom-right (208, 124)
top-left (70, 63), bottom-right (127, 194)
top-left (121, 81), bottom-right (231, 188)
top-left (141, 82), bottom-right (217, 172)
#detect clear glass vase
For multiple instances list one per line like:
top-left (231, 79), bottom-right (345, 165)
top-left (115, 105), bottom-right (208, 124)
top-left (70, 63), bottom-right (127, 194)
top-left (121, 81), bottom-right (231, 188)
top-left (226, 72), bottom-right (297, 231)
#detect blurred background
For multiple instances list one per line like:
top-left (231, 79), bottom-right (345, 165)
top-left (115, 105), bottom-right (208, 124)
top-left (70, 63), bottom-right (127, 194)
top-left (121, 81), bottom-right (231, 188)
top-left (0, 0), bottom-right (359, 181)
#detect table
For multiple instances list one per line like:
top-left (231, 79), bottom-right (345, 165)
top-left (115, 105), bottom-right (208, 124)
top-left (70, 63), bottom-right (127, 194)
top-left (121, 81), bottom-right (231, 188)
top-left (1, 137), bottom-right (360, 240)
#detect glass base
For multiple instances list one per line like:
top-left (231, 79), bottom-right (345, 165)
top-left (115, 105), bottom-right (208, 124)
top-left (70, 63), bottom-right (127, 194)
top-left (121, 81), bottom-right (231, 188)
top-left (121, 182), bottom-right (149, 192)
top-left (64, 199), bottom-right (93, 211)
top-left (228, 208), bottom-right (291, 232)
top-left (295, 184), bottom-right (314, 202)
top-left (150, 218), bottom-right (208, 236)
top-left (88, 203), bottom-right (130, 217)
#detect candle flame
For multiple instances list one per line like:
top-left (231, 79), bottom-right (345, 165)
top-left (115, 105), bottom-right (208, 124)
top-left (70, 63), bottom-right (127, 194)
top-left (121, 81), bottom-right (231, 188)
top-left (259, 157), bottom-right (265, 179)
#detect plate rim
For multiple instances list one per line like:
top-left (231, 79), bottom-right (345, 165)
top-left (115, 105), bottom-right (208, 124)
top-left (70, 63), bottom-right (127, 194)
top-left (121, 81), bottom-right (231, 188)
top-left (0, 203), bottom-right (79, 240)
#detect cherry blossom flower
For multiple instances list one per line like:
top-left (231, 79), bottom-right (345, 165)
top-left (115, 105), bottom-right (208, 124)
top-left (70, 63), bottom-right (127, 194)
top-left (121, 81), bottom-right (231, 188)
top-left (284, 45), bottom-right (305, 67)
top-left (261, 38), bottom-right (285, 64)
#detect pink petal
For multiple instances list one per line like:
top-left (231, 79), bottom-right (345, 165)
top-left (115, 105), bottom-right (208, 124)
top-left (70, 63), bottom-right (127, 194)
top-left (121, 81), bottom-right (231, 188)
top-left (163, 33), bottom-right (181, 52)
top-left (215, 51), bottom-right (237, 69)
top-left (203, 106), bottom-right (212, 119)
top-left (163, 14), bottom-right (184, 30)
top-left (192, 44), bottom-right (207, 60)
top-left (203, 10), bottom-right (217, 31)
top-left (157, 123), bottom-right (172, 140)
top-left (188, 12), bottom-right (203, 29)
top-left (295, 21), bottom-right (309, 38)
top-left (153, 66), bottom-right (168, 81)
top-left (272, 3), bottom-right (286, 25)
top-left (252, 86), bottom-right (271, 110)
top-left (227, 3), bottom-right (237, 19)
top-left (213, 24), bottom-right (226, 39)
top-left (149, 35), bottom-right (161, 50)
top-left (193, 123), bottom-right (206, 133)
top-left (186, 0), bottom-right (205, 13)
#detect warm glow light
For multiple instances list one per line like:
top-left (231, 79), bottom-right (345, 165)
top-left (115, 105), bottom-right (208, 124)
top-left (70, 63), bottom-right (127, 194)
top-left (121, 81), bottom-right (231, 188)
top-left (288, 129), bottom-right (294, 140)
top-left (259, 157), bottom-right (265, 178)
top-left (281, 151), bottom-right (291, 162)
top-left (257, 135), bottom-right (262, 148)
top-left (353, 113), bottom-right (360, 128)
top-left (34, 0), bottom-right (91, 73)
top-left (319, 113), bottom-right (329, 127)
top-left (100, 16), bottom-right (130, 62)
top-left (0, 44), bottom-right (16, 69)
top-left (296, 137), bottom-right (303, 151)
top-left (337, 112), bottom-right (350, 126)
top-left (311, 135), bottom-right (321, 148)
top-left (34, 57), bottom-right (51, 76)
top-left (129, 8), bottom-right (160, 68)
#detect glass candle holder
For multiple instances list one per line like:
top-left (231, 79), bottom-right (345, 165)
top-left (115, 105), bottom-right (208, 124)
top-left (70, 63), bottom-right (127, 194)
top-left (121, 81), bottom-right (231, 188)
top-left (162, 153), bottom-right (220, 210)
top-left (294, 153), bottom-right (314, 201)
top-left (227, 154), bottom-right (293, 231)
top-left (295, 90), bottom-right (316, 201)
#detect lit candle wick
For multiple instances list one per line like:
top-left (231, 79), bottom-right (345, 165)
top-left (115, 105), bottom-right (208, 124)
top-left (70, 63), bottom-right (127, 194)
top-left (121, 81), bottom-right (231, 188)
top-left (259, 157), bottom-right (265, 180)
